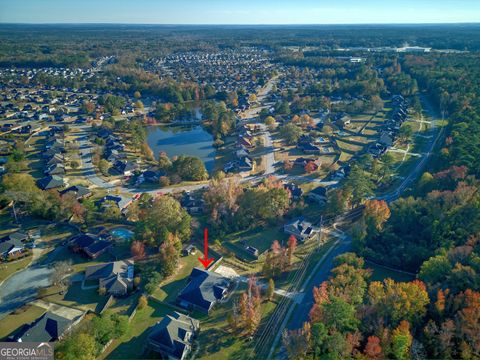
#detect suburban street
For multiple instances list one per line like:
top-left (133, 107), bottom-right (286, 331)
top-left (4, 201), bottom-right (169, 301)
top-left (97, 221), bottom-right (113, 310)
top-left (0, 241), bottom-right (66, 321)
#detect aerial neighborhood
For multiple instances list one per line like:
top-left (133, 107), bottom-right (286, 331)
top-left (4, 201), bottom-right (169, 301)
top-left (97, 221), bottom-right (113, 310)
top-left (0, 18), bottom-right (478, 360)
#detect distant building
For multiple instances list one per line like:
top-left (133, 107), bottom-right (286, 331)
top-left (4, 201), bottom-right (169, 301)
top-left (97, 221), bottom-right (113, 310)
top-left (308, 186), bottom-right (328, 204)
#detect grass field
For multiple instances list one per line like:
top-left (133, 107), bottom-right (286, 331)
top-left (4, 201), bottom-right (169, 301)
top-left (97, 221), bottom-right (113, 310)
top-left (0, 257), bottom-right (32, 283)
top-left (102, 299), bottom-right (172, 359)
top-left (195, 283), bottom-right (277, 360)
top-left (41, 282), bottom-right (103, 312)
top-left (152, 253), bottom-right (201, 303)
top-left (0, 304), bottom-right (46, 340)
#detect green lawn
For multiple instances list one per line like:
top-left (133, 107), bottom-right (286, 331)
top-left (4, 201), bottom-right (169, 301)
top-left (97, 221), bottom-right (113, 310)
top-left (41, 282), bottom-right (103, 312)
top-left (0, 304), bottom-right (46, 340)
top-left (195, 283), bottom-right (277, 360)
top-left (223, 226), bottom-right (285, 254)
top-left (152, 253), bottom-right (201, 303)
top-left (102, 299), bottom-right (171, 359)
top-left (0, 257), bottom-right (32, 283)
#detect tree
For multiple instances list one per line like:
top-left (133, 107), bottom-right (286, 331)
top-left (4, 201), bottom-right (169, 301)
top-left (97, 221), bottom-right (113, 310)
top-left (133, 90), bottom-right (141, 99)
top-left (304, 161), bottom-right (317, 174)
top-left (283, 160), bottom-right (293, 172)
top-left (203, 176), bottom-right (242, 225)
top-left (144, 271), bottom-right (162, 295)
top-left (365, 336), bottom-right (383, 359)
top-left (172, 155), bottom-right (208, 181)
top-left (364, 199), bottom-right (391, 231)
top-left (279, 123), bottom-right (302, 145)
top-left (248, 93), bottom-right (257, 103)
top-left (398, 124), bottom-right (413, 143)
top-left (343, 165), bottom-right (376, 206)
top-left (282, 322), bottom-right (311, 360)
top-left (56, 333), bottom-right (97, 360)
top-left (98, 159), bottom-right (111, 176)
top-left (367, 279), bottom-right (429, 328)
top-left (265, 116), bottom-right (275, 126)
top-left (134, 100), bottom-right (144, 111)
top-left (159, 232), bottom-right (180, 277)
top-left (321, 296), bottom-right (360, 333)
top-left (158, 151), bottom-right (172, 171)
top-left (130, 241), bottom-right (146, 260)
top-left (267, 278), bottom-right (275, 301)
top-left (391, 320), bottom-right (412, 360)
top-left (102, 200), bottom-right (121, 220)
top-left (418, 255), bottom-right (452, 287)
top-left (82, 101), bottom-right (95, 114)
top-left (136, 195), bottom-right (191, 245)
top-left (50, 260), bottom-right (72, 293)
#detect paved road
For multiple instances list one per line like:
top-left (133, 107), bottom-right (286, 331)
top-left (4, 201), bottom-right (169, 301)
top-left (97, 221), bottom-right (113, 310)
top-left (75, 125), bottom-right (115, 189)
top-left (287, 232), bottom-right (351, 330)
top-left (258, 123), bottom-right (276, 175)
top-left (0, 243), bottom-right (65, 321)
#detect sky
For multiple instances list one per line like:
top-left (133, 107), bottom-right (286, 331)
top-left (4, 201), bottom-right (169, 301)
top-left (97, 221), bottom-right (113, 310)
top-left (0, 0), bottom-right (479, 24)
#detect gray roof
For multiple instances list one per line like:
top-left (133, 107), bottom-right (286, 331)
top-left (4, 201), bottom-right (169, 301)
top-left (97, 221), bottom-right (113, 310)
top-left (177, 268), bottom-right (229, 312)
top-left (14, 312), bottom-right (72, 342)
top-left (85, 260), bottom-right (133, 294)
top-left (60, 185), bottom-right (91, 198)
top-left (37, 175), bottom-right (64, 190)
top-left (0, 234), bottom-right (25, 256)
top-left (148, 312), bottom-right (199, 359)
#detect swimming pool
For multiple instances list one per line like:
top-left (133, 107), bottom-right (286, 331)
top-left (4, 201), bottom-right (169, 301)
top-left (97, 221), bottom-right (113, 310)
top-left (110, 228), bottom-right (134, 240)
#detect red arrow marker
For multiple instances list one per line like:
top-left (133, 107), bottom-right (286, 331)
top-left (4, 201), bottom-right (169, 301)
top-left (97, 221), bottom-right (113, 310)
top-left (198, 228), bottom-right (214, 269)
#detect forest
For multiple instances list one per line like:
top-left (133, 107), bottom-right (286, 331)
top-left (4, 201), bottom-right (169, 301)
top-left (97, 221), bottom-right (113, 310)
top-left (281, 50), bottom-right (480, 359)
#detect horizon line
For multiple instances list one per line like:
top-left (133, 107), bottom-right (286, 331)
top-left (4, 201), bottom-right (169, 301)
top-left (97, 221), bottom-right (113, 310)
top-left (0, 21), bottom-right (479, 26)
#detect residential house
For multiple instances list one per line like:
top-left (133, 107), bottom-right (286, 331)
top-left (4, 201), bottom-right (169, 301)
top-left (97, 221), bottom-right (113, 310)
top-left (147, 312), bottom-right (200, 360)
top-left (59, 185), bottom-right (92, 200)
top-left (177, 268), bottom-right (230, 314)
top-left (37, 175), bottom-right (65, 190)
top-left (284, 217), bottom-right (320, 242)
top-left (45, 163), bottom-right (65, 176)
top-left (308, 186), bottom-right (328, 204)
top-left (0, 234), bottom-right (26, 259)
top-left (84, 260), bottom-right (134, 296)
top-left (97, 194), bottom-right (132, 214)
top-left (182, 244), bottom-right (196, 257)
top-left (68, 234), bottom-right (112, 259)
top-left (297, 142), bottom-right (320, 154)
top-left (12, 312), bottom-right (81, 343)
top-left (283, 183), bottom-right (303, 200)
top-left (114, 160), bottom-right (139, 177)
top-left (180, 193), bottom-right (205, 215)
top-left (334, 113), bottom-right (351, 128)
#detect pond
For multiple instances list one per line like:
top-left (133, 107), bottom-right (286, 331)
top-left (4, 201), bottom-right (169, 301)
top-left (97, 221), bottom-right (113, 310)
top-left (146, 125), bottom-right (216, 173)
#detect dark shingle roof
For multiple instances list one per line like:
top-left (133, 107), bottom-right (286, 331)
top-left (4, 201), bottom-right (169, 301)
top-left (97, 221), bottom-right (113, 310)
top-left (177, 268), bottom-right (229, 312)
top-left (148, 312), bottom-right (199, 359)
top-left (37, 175), bottom-right (64, 190)
top-left (14, 312), bottom-right (72, 342)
